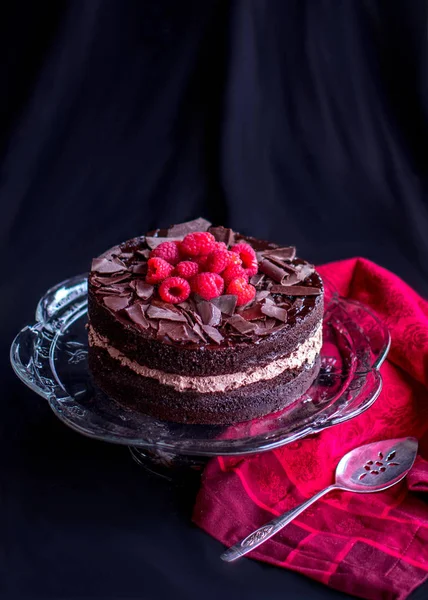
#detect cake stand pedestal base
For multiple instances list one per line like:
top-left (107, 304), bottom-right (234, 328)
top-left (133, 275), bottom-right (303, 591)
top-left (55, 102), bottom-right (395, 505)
top-left (128, 446), bottom-right (209, 481)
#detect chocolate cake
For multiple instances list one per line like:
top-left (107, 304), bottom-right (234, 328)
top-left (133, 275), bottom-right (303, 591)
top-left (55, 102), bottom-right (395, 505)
top-left (87, 218), bottom-right (324, 424)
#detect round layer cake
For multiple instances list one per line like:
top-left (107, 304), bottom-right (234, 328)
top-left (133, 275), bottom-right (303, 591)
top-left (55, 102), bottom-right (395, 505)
top-left (87, 218), bottom-right (324, 424)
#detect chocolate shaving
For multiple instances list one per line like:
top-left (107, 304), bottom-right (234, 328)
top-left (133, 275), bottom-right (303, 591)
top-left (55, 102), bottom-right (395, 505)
top-left (145, 236), bottom-right (183, 249)
top-left (259, 259), bottom-right (288, 284)
top-left (192, 322), bottom-right (208, 342)
top-left (93, 273), bottom-right (131, 285)
top-left (284, 263), bottom-right (315, 285)
top-left (255, 290), bottom-right (270, 301)
top-left (103, 295), bottom-right (130, 311)
top-left (265, 318), bottom-right (277, 330)
top-left (158, 321), bottom-right (190, 342)
top-left (262, 246), bottom-right (296, 262)
top-left (210, 295), bottom-right (237, 316)
top-left (261, 304), bottom-right (288, 322)
top-left (250, 273), bottom-right (265, 287)
top-left (271, 285), bottom-right (321, 296)
top-left (136, 249), bottom-right (150, 259)
top-left (197, 301), bottom-right (222, 326)
top-left (228, 315), bottom-right (257, 334)
top-left (130, 280), bottom-right (154, 300)
top-left (131, 263), bottom-right (148, 275)
top-left (98, 283), bottom-right (131, 296)
top-left (118, 252), bottom-right (134, 260)
top-left (167, 217), bottom-right (212, 237)
top-left (91, 257), bottom-right (126, 274)
top-left (146, 305), bottom-right (187, 321)
top-left (208, 226), bottom-right (235, 247)
top-left (240, 304), bottom-right (264, 321)
top-left (177, 301), bottom-right (192, 311)
top-left (201, 324), bottom-right (224, 344)
top-left (262, 255), bottom-right (297, 271)
top-left (125, 303), bottom-right (149, 329)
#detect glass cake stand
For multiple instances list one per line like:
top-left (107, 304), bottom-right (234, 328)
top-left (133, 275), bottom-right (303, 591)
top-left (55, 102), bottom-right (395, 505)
top-left (10, 275), bottom-right (390, 478)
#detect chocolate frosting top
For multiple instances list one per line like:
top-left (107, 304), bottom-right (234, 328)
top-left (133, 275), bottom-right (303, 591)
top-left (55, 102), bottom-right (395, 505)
top-left (89, 218), bottom-right (323, 347)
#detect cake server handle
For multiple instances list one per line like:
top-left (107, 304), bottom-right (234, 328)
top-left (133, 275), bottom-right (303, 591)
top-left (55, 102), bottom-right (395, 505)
top-left (220, 485), bottom-right (336, 562)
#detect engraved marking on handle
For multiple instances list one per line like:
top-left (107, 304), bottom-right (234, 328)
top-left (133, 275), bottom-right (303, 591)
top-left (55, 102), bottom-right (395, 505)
top-left (241, 525), bottom-right (274, 548)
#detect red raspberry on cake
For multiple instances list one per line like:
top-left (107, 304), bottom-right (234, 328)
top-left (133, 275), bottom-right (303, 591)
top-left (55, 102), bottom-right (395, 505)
top-left (206, 248), bottom-right (230, 274)
top-left (159, 277), bottom-right (191, 304)
top-left (222, 263), bottom-right (248, 286)
top-left (149, 241), bottom-right (181, 265)
top-left (231, 243), bottom-right (258, 277)
top-left (226, 277), bottom-right (256, 307)
top-left (191, 272), bottom-right (224, 300)
top-left (146, 257), bottom-right (174, 284)
top-left (228, 251), bottom-right (242, 267)
top-left (180, 231), bottom-right (216, 257)
top-left (174, 260), bottom-right (199, 279)
top-left (195, 254), bottom-right (210, 271)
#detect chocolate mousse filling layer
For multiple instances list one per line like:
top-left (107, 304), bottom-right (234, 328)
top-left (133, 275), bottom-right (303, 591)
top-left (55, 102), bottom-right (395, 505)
top-left (88, 324), bottom-right (322, 393)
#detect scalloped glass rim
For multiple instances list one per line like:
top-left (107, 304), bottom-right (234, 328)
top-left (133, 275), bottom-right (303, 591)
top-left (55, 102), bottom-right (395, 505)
top-left (10, 274), bottom-right (390, 456)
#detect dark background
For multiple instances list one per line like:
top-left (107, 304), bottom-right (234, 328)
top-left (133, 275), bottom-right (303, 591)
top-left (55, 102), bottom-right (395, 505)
top-left (2, 1), bottom-right (428, 598)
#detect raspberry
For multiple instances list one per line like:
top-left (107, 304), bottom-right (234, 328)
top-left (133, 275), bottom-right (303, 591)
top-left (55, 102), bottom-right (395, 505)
top-left (180, 231), bottom-right (216, 257)
top-left (214, 241), bottom-right (228, 251)
top-left (150, 241), bottom-right (181, 265)
top-left (231, 243), bottom-right (258, 277)
top-left (146, 257), bottom-right (174, 284)
top-left (159, 277), bottom-right (191, 304)
top-left (191, 272), bottom-right (224, 300)
top-left (206, 248), bottom-right (230, 274)
top-left (226, 277), bottom-right (256, 307)
top-left (195, 254), bottom-right (210, 271)
top-left (174, 260), bottom-right (199, 279)
top-left (228, 251), bottom-right (242, 267)
top-left (222, 263), bottom-right (248, 286)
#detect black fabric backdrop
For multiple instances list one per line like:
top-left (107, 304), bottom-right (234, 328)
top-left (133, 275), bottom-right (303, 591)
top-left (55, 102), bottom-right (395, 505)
top-left (2, 1), bottom-right (428, 598)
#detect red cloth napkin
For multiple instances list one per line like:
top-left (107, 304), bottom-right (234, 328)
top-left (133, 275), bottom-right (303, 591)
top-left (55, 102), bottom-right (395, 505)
top-left (193, 258), bottom-right (428, 600)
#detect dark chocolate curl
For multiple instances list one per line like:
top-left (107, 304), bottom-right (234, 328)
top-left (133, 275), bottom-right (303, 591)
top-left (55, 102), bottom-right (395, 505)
top-left (259, 259), bottom-right (288, 284)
